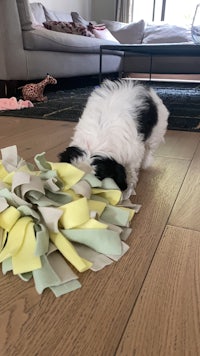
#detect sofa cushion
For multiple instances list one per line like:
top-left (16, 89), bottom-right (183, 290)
top-left (93, 28), bottom-right (119, 42)
top-left (30, 2), bottom-right (46, 26)
top-left (43, 21), bottom-right (94, 37)
top-left (101, 19), bottom-right (128, 31)
top-left (102, 19), bottom-right (145, 44)
top-left (22, 28), bottom-right (119, 53)
top-left (71, 12), bottom-right (89, 26)
top-left (17, 0), bottom-right (35, 30)
top-left (143, 23), bottom-right (193, 43)
top-left (44, 7), bottom-right (72, 22)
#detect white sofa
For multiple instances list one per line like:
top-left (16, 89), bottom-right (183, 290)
top-left (0, 0), bottom-right (121, 97)
top-left (0, 0), bottom-right (199, 97)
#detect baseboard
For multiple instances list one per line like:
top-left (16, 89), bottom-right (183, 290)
top-left (126, 73), bottom-right (200, 83)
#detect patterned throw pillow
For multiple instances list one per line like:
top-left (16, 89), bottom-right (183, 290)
top-left (88, 23), bottom-right (119, 42)
top-left (88, 23), bottom-right (106, 31)
top-left (43, 21), bottom-right (95, 37)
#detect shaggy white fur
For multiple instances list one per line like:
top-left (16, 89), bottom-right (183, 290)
top-left (69, 79), bottom-right (169, 199)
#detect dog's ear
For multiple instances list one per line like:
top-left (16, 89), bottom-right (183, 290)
top-left (91, 156), bottom-right (127, 191)
top-left (58, 146), bottom-right (85, 163)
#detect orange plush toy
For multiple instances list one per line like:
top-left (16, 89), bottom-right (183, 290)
top-left (21, 74), bottom-right (57, 102)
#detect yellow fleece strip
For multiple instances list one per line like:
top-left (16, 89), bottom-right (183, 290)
top-left (50, 231), bottom-right (92, 272)
top-left (0, 217), bottom-right (32, 262)
top-left (0, 206), bottom-right (21, 232)
top-left (50, 162), bottom-right (85, 189)
top-left (91, 188), bottom-right (121, 205)
top-left (12, 221), bottom-right (41, 274)
top-left (59, 197), bottom-right (89, 229)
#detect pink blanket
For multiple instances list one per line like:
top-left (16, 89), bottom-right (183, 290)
top-left (0, 97), bottom-right (34, 110)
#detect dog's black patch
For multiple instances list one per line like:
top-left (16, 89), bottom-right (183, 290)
top-left (91, 156), bottom-right (127, 191)
top-left (59, 146), bottom-right (86, 163)
top-left (137, 94), bottom-right (158, 141)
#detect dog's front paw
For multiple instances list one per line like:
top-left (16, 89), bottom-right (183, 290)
top-left (122, 187), bottom-right (136, 200)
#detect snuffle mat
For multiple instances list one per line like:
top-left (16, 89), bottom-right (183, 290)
top-left (0, 146), bottom-right (140, 297)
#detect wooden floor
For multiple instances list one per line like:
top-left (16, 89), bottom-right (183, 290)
top-left (0, 116), bottom-right (200, 356)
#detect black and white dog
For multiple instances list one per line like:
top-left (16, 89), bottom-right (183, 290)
top-left (59, 79), bottom-right (169, 199)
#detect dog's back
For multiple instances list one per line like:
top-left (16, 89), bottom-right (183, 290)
top-left (59, 79), bottom-right (169, 198)
top-left (70, 80), bottom-right (168, 156)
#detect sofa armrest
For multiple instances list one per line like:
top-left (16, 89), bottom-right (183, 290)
top-left (0, 0), bottom-right (27, 80)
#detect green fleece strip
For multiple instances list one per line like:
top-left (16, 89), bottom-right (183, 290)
top-left (32, 255), bottom-right (62, 294)
top-left (62, 228), bottom-right (122, 255)
top-left (2, 257), bottom-right (12, 274)
top-left (34, 224), bottom-right (49, 256)
top-left (101, 205), bottom-right (130, 226)
top-left (34, 152), bottom-right (52, 171)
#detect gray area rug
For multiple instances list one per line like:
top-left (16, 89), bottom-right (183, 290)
top-left (0, 81), bottom-right (200, 132)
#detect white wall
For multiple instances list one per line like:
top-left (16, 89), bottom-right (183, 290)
top-left (29, 0), bottom-right (116, 22)
top-left (29, 0), bottom-right (92, 19)
top-left (92, 0), bottom-right (116, 21)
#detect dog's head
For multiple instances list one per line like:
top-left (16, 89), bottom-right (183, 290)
top-left (59, 146), bottom-right (128, 192)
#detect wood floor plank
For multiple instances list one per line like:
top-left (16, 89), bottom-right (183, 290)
top-left (116, 225), bottom-right (200, 356)
top-left (0, 116), bottom-right (65, 137)
top-left (169, 140), bottom-right (200, 231)
top-left (156, 130), bottom-right (200, 160)
top-left (42, 142), bottom-right (72, 162)
top-left (0, 155), bottom-right (189, 356)
top-left (0, 117), bottom-right (197, 355)
top-left (0, 117), bottom-right (75, 162)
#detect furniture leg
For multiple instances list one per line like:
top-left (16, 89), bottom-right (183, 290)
top-left (6, 80), bottom-right (18, 98)
top-left (0, 80), bottom-right (6, 98)
top-left (99, 47), bottom-right (103, 84)
top-left (0, 80), bottom-right (18, 98)
top-left (149, 55), bottom-right (153, 81)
